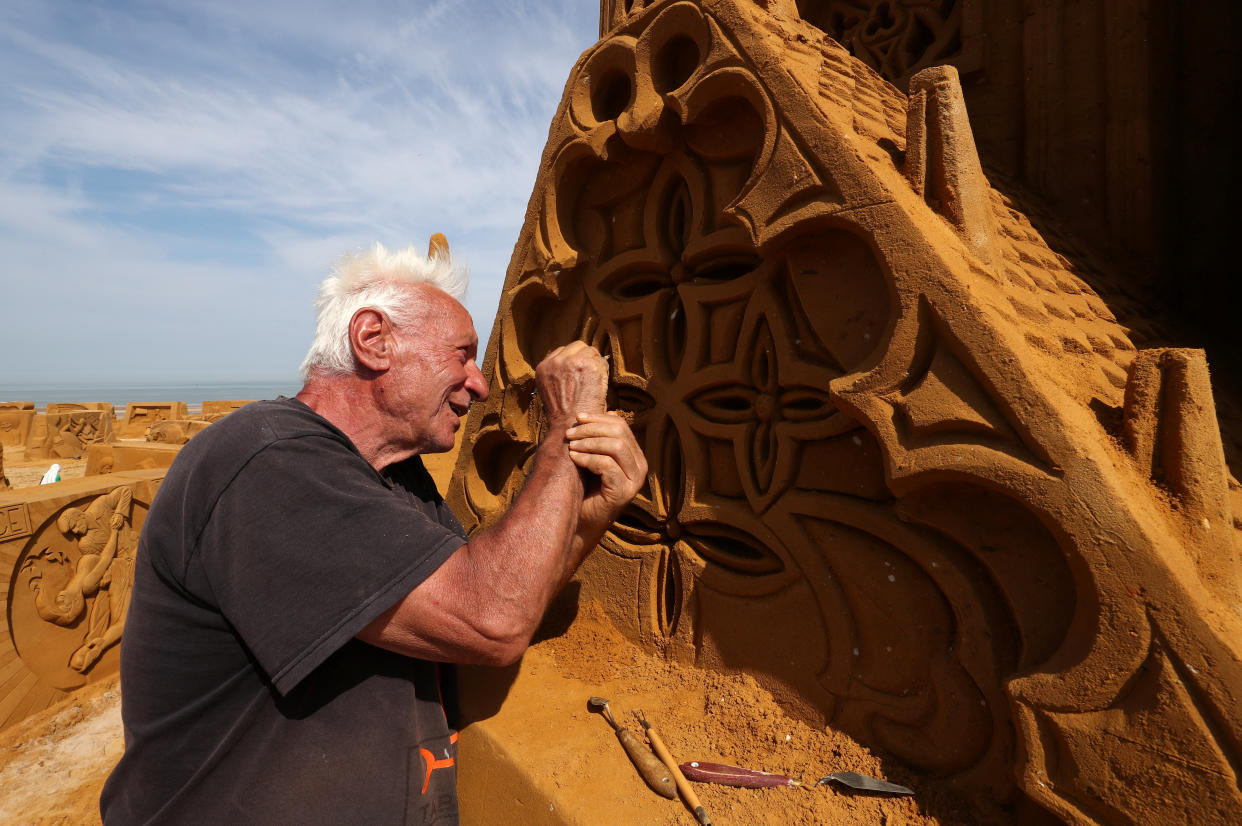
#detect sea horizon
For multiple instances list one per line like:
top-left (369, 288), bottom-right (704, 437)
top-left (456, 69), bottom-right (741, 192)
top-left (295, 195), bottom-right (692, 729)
top-left (0, 378), bottom-right (303, 412)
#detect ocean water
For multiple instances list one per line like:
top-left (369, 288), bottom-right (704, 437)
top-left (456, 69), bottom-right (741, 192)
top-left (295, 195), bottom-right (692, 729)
top-left (0, 379), bottom-right (302, 413)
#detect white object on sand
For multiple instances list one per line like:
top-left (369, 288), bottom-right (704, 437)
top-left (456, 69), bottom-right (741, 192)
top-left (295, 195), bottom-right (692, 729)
top-left (40, 463), bottom-right (61, 484)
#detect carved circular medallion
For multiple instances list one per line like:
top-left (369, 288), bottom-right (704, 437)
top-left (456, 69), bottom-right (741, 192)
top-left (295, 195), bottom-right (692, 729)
top-left (6, 489), bottom-right (148, 694)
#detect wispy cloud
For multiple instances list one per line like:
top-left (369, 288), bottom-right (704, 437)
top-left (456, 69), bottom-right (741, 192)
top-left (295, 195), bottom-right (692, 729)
top-left (0, 0), bottom-right (598, 383)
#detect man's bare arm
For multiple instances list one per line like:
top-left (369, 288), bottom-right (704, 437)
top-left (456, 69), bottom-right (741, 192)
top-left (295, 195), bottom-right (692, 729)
top-left (357, 342), bottom-right (643, 665)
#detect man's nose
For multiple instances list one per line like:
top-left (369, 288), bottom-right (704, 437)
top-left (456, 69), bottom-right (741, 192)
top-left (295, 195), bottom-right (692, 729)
top-left (466, 360), bottom-right (489, 402)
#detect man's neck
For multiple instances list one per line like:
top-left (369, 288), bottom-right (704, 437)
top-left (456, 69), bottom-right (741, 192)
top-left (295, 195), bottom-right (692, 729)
top-left (296, 375), bottom-right (415, 472)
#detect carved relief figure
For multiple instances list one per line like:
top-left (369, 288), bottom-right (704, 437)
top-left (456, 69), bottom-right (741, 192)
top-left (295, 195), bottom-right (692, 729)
top-left (148, 419), bottom-right (211, 445)
top-left (449, 1), bottom-right (1242, 823)
top-left (26, 411), bottom-right (114, 460)
top-left (21, 486), bottom-right (135, 672)
top-left (121, 403), bottom-right (188, 438)
top-left (0, 408), bottom-right (36, 449)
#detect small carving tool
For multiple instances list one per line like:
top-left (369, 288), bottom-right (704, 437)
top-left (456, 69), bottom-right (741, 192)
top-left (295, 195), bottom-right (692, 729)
top-left (587, 697), bottom-right (676, 799)
top-left (817, 770), bottom-right (914, 795)
top-left (634, 709), bottom-right (712, 826)
top-left (680, 760), bottom-right (801, 788)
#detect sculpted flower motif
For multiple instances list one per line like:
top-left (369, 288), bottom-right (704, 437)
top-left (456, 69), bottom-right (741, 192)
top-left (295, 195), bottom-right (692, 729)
top-left (606, 401), bottom-right (784, 638)
top-left (590, 172), bottom-right (759, 382)
top-left (682, 278), bottom-right (852, 512)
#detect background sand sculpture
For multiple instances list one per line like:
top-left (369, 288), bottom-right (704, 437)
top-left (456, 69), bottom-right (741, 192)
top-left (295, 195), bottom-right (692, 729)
top-left (448, 1), bottom-right (1241, 822)
top-left (25, 412), bottom-right (115, 461)
top-left (1, 473), bottom-right (163, 730)
top-left (0, 405), bottom-right (36, 453)
top-left (0, 398), bottom-right (252, 741)
top-left (119, 402), bottom-right (188, 439)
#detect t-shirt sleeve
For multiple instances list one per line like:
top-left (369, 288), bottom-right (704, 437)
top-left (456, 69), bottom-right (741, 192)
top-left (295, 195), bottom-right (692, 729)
top-left (195, 434), bottom-right (465, 695)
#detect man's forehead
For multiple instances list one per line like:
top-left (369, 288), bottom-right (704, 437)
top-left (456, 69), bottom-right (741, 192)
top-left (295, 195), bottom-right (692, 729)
top-left (398, 283), bottom-right (477, 344)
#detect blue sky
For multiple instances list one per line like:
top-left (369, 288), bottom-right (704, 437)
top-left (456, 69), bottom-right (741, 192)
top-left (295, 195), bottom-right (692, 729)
top-left (1, 0), bottom-right (600, 383)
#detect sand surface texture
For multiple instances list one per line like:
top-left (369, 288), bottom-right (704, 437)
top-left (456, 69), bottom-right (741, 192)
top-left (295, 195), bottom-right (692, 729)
top-left (2, 447), bottom-right (86, 490)
top-left (0, 603), bottom-right (990, 826)
top-left (0, 677), bottom-right (121, 826)
top-left (458, 601), bottom-right (989, 825)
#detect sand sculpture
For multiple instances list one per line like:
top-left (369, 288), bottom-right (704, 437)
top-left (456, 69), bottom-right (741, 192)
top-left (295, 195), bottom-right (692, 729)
top-left (0, 408), bottom-right (36, 451)
top-left (0, 396), bottom-right (243, 731)
top-left (119, 402), bottom-right (188, 439)
top-left (25, 411), bottom-right (115, 461)
top-left (85, 443), bottom-right (182, 476)
top-left (146, 419), bottom-right (211, 445)
top-left (788, 0), bottom-right (978, 89)
top-left (447, 1), bottom-right (1241, 822)
top-left (47, 403), bottom-right (116, 418)
top-left (19, 404), bottom-right (119, 462)
top-left (8, 399), bottom-right (240, 483)
top-left (0, 403), bottom-right (35, 451)
top-left (201, 400), bottom-right (255, 418)
top-left (141, 400), bottom-right (253, 443)
top-left (0, 471), bottom-right (162, 730)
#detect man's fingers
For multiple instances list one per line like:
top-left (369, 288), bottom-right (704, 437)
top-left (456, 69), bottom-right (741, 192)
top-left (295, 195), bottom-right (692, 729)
top-left (570, 428), bottom-right (646, 484)
top-left (568, 423), bottom-right (643, 466)
top-left (543, 340), bottom-right (592, 364)
top-left (568, 436), bottom-right (629, 455)
top-left (568, 449), bottom-right (621, 477)
top-left (566, 419), bottom-right (628, 441)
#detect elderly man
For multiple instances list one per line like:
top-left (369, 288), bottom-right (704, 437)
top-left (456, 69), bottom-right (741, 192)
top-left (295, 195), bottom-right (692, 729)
top-left (101, 243), bottom-right (645, 825)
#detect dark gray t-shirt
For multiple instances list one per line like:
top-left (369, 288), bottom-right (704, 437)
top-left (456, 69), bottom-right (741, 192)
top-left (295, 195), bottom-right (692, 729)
top-left (101, 398), bottom-right (466, 825)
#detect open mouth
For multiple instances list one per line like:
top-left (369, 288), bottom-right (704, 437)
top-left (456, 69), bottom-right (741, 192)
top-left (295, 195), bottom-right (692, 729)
top-left (448, 401), bottom-right (469, 418)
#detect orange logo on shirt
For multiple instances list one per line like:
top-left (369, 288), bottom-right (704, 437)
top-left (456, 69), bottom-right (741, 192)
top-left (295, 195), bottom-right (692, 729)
top-left (419, 731), bottom-right (459, 794)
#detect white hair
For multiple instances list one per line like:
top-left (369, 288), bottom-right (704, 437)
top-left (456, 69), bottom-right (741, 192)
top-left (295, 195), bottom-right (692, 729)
top-left (299, 242), bottom-right (468, 379)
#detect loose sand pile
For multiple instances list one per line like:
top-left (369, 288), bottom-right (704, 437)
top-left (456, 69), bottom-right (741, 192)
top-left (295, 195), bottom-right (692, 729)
top-left (463, 599), bottom-right (999, 825)
top-left (0, 677), bottom-right (121, 826)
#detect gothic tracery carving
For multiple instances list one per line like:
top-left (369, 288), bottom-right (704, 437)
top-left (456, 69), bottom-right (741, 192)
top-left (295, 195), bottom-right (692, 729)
top-left (796, 0), bottom-right (965, 87)
top-left (452, 1), bottom-right (1242, 821)
top-left (456, 0), bottom-right (1015, 787)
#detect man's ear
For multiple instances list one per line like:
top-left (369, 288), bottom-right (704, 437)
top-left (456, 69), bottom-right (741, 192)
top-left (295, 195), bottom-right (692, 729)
top-left (350, 308), bottom-right (393, 373)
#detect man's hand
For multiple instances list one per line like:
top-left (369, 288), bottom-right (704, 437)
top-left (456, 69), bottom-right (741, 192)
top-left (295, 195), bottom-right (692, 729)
top-left (566, 412), bottom-right (647, 531)
top-left (535, 341), bottom-right (609, 430)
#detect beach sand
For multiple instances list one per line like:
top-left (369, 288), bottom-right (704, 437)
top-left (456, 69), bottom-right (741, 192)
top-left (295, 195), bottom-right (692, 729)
top-left (3, 447), bottom-right (87, 489)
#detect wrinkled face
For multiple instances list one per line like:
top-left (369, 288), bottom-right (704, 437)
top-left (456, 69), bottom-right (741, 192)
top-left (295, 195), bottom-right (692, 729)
top-left (384, 286), bottom-right (488, 454)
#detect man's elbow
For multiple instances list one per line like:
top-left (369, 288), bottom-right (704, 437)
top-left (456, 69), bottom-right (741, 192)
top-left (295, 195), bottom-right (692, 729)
top-left (464, 620), bottom-right (533, 667)
top-left (470, 640), bottom-right (526, 667)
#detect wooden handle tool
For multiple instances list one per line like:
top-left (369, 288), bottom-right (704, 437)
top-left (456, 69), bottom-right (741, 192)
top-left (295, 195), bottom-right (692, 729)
top-left (635, 709), bottom-right (712, 826)
top-left (587, 697), bottom-right (676, 799)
